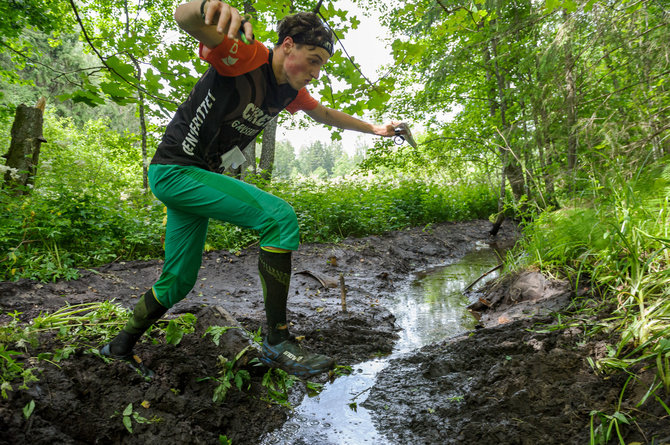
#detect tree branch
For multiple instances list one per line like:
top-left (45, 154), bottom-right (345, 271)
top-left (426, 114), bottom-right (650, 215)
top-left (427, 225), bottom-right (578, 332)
top-left (67, 0), bottom-right (178, 106)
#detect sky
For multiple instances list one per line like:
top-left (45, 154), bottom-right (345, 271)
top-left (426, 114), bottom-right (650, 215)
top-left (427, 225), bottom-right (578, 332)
top-left (277, 0), bottom-right (397, 153)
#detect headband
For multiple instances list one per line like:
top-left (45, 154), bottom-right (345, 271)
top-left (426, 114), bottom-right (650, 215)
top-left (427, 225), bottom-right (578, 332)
top-left (290, 35), bottom-right (334, 56)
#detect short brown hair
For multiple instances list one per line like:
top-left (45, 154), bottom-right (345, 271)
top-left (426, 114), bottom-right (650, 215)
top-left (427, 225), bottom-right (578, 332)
top-left (276, 12), bottom-right (334, 55)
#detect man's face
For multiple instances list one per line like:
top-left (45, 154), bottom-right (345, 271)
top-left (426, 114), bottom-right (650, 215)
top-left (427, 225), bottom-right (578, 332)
top-left (282, 42), bottom-right (330, 90)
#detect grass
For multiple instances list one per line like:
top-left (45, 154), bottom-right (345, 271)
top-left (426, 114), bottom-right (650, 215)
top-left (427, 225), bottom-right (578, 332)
top-left (510, 158), bottom-right (670, 437)
top-left (1, 173), bottom-right (498, 282)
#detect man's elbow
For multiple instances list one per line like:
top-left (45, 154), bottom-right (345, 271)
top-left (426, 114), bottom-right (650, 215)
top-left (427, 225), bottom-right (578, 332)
top-left (174, 3), bottom-right (197, 32)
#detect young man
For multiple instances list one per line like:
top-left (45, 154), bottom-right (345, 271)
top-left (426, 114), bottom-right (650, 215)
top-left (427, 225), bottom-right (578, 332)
top-left (101, 0), bottom-right (402, 378)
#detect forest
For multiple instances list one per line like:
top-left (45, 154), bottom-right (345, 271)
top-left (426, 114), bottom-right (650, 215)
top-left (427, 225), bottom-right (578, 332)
top-left (1, 0), bottom-right (668, 443)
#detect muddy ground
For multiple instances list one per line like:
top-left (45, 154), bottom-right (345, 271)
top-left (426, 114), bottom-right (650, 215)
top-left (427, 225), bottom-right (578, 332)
top-left (1, 219), bottom-right (668, 444)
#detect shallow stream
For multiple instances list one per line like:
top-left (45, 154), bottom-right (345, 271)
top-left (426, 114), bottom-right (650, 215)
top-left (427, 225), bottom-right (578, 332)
top-left (261, 245), bottom-right (502, 445)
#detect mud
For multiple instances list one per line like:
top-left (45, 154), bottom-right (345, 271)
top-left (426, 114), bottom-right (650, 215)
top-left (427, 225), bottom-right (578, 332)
top-left (0, 219), bottom-right (668, 444)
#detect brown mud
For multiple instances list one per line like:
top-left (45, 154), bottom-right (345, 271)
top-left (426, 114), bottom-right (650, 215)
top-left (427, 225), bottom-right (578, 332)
top-left (1, 220), bottom-right (668, 444)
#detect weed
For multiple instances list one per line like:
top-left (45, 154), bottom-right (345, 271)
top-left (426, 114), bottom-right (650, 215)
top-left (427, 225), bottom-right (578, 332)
top-left (204, 326), bottom-right (238, 346)
top-left (331, 364), bottom-right (353, 377)
top-left (0, 344), bottom-right (39, 399)
top-left (261, 367), bottom-right (297, 408)
top-left (119, 402), bottom-right (161, 433)
top-left (198, 332), bottom-right (254, 404)
top-left (306, 381), bottom-right (324, 397)
top-left (163, 313), bottom-right (197, 345)
top-left (23, 400), bottom-right (35, 419)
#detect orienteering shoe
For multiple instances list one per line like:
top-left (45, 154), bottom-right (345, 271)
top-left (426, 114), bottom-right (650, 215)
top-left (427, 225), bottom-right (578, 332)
top-left (260, 337), bottom-right (334, 378)
top-left (100, 342), bottom-right (155, 379)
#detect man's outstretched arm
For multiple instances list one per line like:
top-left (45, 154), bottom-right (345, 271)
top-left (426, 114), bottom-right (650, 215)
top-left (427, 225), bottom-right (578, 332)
top-left (305, 104), bottom-right (398, 137)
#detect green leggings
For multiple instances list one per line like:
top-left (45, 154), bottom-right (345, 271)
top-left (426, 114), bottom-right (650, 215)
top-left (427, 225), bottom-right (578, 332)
top-left (148, 164), bottom-right (299, 308)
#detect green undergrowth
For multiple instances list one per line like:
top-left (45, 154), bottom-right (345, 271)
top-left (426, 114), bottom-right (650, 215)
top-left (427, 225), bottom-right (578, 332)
top-left (1, 112), bottom-right (497, 283)
top-left (268, 175), bottom-right (497, 243)
top-left (508, 157), bottom-right (670, 442)
top-left (1, 175), bottom-right (497, 282)
top-left (1, 302), bottom-right (313, 410)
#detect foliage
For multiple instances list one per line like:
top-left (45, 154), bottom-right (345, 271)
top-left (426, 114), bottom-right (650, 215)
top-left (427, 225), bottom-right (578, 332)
top-left (200, 332), bottom-right (254, 403)
top-left (260, 367), bottom-right (297, 408)
top-left (381, 0), bottom-right (668, 210)
top-left (1, 343), bottom-right (39, 399)
top-left (163, 313), bottom-right (197, 345)
top-left (268, 175), bottom-right (498, 243)
top-left (120, 402), bottom-right (162, 434)
top-left (0, 113), bottom-right (164, 281)
top-left (0, 300), bottom-right (195, 399)
top-left (510, 155), bottom-right (670, 433)
top-left (1, 112), bottom-right (498, 281)
top-left (268, 139), bottom-right (367, 180)
top-left (0, 29), bottom-right (137, 130)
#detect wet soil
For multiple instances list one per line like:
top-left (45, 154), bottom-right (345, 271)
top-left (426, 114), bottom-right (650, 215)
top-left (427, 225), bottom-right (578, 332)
top-left (1, 219), bottom-right (668, 444)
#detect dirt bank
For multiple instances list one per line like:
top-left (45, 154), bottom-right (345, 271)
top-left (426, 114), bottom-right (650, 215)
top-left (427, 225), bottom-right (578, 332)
top-left (1, 219), bottom-right (667, 444)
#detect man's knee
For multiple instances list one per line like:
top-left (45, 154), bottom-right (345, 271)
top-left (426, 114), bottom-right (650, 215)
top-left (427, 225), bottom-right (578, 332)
top-left (261, 200), bottom-right (299, 250)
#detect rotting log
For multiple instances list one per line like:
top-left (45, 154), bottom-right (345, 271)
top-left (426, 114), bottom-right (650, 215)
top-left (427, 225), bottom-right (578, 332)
top-left (2, 99), bottom-right (47, 195)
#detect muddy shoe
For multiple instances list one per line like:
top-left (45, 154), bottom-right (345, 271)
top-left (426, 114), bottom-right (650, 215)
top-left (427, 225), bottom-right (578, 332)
top-left (260, 337), bottom-right (334, 378)
top-left (100, 343), bottom-right (155, 380)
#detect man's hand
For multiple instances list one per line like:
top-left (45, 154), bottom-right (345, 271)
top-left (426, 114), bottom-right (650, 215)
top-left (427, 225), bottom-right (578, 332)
top-left (202, 0), bottom-right (253, 41)
top-left (175, 0), bottom-right (253, 48)
top-left (372, 121), bottom-right (402, 138)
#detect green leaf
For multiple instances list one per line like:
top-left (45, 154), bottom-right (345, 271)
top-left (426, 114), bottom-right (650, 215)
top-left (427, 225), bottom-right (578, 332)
top-left (123, 415), bottom-right (133, 433)
top-left (23, 400), bottom-right (35, 419)
top-left (100, 81), bottom-right (133, 99)
top-left (123, 403), bottom-right (133, 416)
top-left (165, 320), bottom-right (184, 345)
top-left (106, 55), bottom-right (137, 81)
top-left (68, 89), bottom-right (106, 107)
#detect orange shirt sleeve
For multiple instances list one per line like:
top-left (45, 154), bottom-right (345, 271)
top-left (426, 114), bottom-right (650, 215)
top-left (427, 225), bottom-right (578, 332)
top-left (285, 88), bottom-right (319, 114)
top-left (199, 38), bottom-right (268, 76)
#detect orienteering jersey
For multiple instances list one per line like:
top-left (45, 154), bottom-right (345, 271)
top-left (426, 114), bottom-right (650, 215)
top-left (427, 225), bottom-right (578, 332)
top-left (151, 37), bottom-right (318, 173)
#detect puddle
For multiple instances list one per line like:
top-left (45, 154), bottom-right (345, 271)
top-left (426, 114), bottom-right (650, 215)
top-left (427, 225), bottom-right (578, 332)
top-left (260, 246), bottom-right (502, 445)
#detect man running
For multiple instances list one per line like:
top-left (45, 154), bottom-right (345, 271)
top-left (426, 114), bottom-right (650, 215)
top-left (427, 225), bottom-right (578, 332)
top-left (101, 0), bottom-right (402, 378)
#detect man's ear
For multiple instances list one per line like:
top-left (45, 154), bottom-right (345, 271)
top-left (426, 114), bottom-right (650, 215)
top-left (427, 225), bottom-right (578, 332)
top-left (281, 36), bottom-right (295, 52)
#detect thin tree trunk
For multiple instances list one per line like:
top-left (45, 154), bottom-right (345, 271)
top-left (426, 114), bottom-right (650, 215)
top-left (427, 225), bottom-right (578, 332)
top-left (491, 35), bottom-right (524, 202)
top-left (489, 158), bottom-right (507, 237)
top-left (132, 57), bottom-right (149, 191)
top-left (125, 1), bottom-right (149, 191)
top-left (563, 11), bottom-right (578, 179)
top-left (259, 116), bottom-right (278, 181)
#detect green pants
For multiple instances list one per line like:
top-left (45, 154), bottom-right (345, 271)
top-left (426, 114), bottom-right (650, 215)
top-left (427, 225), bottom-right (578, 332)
top-left (148, 164), bottom-right (300, 308)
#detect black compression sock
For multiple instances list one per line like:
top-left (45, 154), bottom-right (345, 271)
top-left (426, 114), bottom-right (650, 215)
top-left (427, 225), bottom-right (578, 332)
top-left (258, 249), bottom-right (292, 345)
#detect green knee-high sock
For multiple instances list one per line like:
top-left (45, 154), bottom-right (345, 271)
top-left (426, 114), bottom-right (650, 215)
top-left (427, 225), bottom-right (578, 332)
top-left (259, 249), bottom-right (292, 345)
top-left (108, 289), bottom-right (167, 356)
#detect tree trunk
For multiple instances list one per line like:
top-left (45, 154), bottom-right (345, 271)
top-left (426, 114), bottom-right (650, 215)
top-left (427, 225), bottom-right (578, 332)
top-left (131, 56), bottom-right (149, 191)
top-left (236, 140), bottom-right (256, 180)
top-left (489, 156), bottom-right (507, 237)
top-left (125, 1), bottom-right (149, 191)
top-left (2, 100), bottom-right (47, 195)
top-left (491, 35), bottom-right (525, 202)
top-left (563, 11), bottom-right (578, 179)
top-left (259, 116), bottom-right (278, 181)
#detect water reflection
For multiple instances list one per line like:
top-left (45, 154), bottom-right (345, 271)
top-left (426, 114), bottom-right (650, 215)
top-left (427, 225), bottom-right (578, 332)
top-left (259, 247), bottom-right (501, 445)
top-left (395, 248), bottom-right (501, 352)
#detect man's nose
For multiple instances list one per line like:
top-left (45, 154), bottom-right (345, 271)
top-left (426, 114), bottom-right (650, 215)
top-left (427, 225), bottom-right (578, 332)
top-left (311, 68), bottom-right (320, 80)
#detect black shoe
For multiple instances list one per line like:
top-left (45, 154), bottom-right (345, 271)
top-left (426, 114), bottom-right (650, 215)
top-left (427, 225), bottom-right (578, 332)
top-left (100, 343), bottom-right (155, 379)
top-left (260, 336), bottom-right (334, 378)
